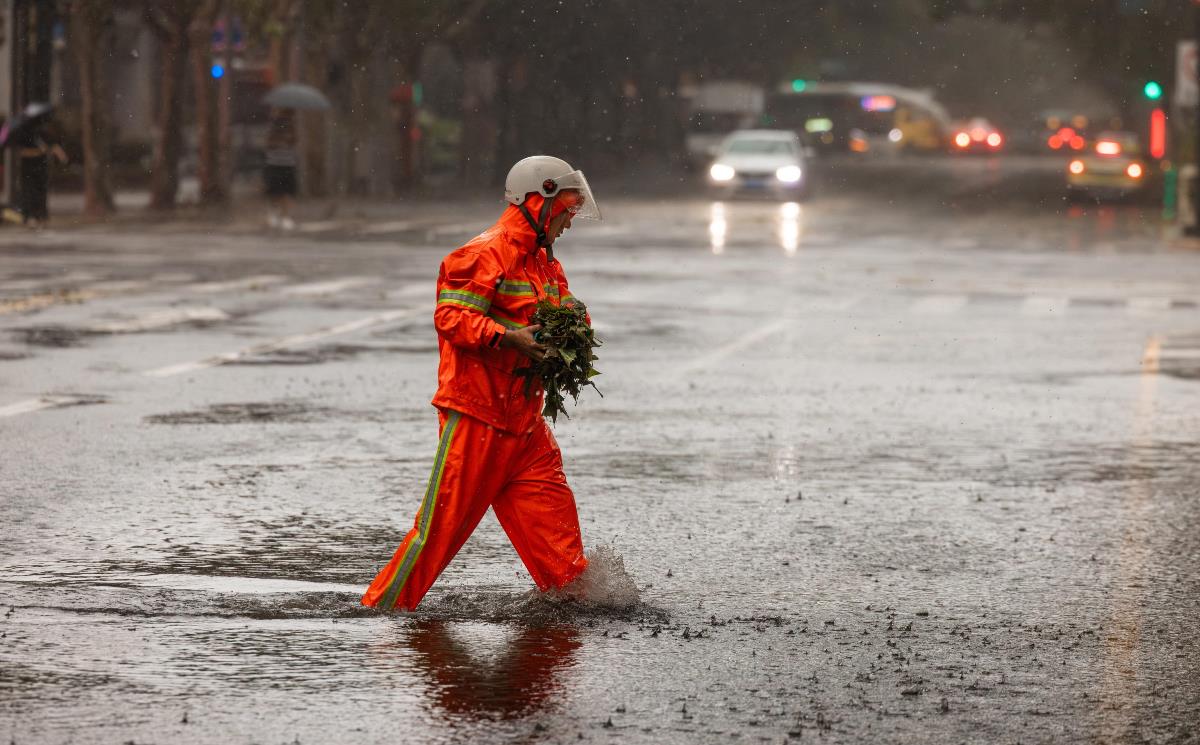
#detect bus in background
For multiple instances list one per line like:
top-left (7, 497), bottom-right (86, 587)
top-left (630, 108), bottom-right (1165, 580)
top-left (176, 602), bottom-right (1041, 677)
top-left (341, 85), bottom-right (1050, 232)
top-left (763, 82), bottom-right (950, 155)
top-left (680, 80), bottom-right (765, 169)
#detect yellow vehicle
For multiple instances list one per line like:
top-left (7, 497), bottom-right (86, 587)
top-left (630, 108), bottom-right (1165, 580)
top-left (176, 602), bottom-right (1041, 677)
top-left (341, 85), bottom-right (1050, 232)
top-left (1066, 132), bottom-right (1148, 198)
top-left (894, 105), bottom-right (943, 151)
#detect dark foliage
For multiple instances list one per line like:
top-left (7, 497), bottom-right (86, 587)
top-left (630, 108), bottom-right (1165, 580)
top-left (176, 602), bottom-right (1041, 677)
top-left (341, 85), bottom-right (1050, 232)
top-left (515, 300), bottom-right (602, 424)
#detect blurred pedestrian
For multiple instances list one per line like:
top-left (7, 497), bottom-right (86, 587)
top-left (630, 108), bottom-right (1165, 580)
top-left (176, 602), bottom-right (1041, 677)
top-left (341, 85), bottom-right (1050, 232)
top-left (263, 110), bottom-right (297, 230)
top-left (362, 156), bottom-right (603, 612)
top-left (14, 123), bottom-right (67, 227)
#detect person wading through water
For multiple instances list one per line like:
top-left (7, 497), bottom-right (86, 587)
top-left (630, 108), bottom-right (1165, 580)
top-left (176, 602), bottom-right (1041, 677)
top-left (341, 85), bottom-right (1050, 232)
top-left (362, 156), bottom-right (603, 611)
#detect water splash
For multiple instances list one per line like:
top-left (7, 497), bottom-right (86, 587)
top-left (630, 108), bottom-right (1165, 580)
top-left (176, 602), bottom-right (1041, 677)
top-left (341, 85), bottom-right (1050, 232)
top-left (550, 543), bottom-right (641, 609)
top-left (421, 545), bottom-right (657, 624)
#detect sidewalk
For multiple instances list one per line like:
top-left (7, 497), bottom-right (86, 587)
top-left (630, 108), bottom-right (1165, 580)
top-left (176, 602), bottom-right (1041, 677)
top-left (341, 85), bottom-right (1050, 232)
top-left (38, 180), bottom-right (502, 237)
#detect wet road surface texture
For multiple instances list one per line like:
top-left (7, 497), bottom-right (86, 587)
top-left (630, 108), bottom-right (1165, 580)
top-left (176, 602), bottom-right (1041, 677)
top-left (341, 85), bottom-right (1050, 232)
top-left (2, 158), bottom-right (1200, 744)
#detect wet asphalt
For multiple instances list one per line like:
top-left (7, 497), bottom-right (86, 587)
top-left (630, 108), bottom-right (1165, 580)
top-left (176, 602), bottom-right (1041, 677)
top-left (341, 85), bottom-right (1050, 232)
top-left (2, 157), bottom-right (1200, 744)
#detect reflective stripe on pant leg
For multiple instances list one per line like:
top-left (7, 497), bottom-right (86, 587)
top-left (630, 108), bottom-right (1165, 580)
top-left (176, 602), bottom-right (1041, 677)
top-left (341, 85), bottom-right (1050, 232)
top-left (379, 411), bottom-right (462, 609)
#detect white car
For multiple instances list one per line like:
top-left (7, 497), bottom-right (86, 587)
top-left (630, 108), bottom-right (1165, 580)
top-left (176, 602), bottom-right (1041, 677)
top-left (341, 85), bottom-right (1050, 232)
top-left (707, 130), bottom-right (811, 198)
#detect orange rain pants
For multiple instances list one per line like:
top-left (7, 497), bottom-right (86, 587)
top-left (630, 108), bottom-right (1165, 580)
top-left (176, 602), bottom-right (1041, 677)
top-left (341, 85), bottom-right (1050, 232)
top-left (361, 409), bottom-right (588, 611)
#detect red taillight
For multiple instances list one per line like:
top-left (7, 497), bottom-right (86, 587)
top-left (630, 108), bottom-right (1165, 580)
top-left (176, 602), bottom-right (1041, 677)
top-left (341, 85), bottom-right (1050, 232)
top-left (986, 133), bottom-right (1002, 148)
top-left (1069, 160), bottom-right (1085, 175)
top-left (1095, 140), bottom-right (1121, 156)
top-left (1126, 163), bottom-right (1143, 179)
top-left (1048, 135), bottom-right (1063, 149)
top-left (954, 132), bottom-right (970, 148)
top-left (1069, 136), bottom-right (1085, 150)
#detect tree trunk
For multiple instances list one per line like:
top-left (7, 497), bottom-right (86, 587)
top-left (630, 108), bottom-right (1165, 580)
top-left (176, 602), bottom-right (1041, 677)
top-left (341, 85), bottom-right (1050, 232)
top-left (69, 0), bottom-right (116, 218)
top-left (389, 47), bottom-right (423, 193)
top-left (146, 4), bottom-right (193, 211)
top-left (299, 42), bottom-right (328, 197)
top-left (188, 0), bottom-right (224, 205)
top-left (459, 55), bottom-right (498, 184)
top-left (266, 0), bottom-right (296, 84)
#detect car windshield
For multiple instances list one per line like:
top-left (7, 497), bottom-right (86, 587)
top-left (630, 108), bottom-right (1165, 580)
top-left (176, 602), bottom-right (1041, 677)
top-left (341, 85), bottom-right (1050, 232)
top-left (725, 139), bottom-right (794, 155)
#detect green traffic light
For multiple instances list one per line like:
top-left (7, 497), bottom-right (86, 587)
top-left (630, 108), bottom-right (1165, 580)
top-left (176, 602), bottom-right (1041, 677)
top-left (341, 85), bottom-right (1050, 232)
top-left (791, 79), bottom-right (807, 93)
top-left (1144, 81), bottom-right (1163, 100)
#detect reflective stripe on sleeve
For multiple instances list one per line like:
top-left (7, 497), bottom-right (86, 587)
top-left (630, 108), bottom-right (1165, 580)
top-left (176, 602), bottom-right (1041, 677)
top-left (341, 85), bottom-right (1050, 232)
top-left (496, 280), bottom-right (536, 297)
top-left (437, 289), bottom-right (491, 313)
top-left (487, 312), bottom-right (524, 330)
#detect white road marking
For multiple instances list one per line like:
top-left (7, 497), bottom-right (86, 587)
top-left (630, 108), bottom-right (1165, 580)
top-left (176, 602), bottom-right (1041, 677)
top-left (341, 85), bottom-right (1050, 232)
top-left (282, 276), bottom-right (377, 296)
top-left (386, 282), bottom-right (430, 300)
top-left (911, 294), bottom-right (968, 314)
top-left (87, 280), bottom-right (150, 294)
top-left (1160, 348), bottom-right (1200, 359)
top-left (88, 307), bottom-right (230, 334)
top-left (804, 294), bottom-right (864, 312)
top-left (1021, 296), bottom-right (1069, 316)
top-left (427, 223), bottom-right (487, 237)
top-left (675, 317), bottom-right (792, 377)
top-left (143, 307), bottom-right (424, 378)
top-left (0, 271), bottom-right (100, 292)
top-left (189, 275), bottom-right (287, 294)
top-left (295, 220), bottom-right (342, 233)
top-left (1127, 297), bottom-right (1173, 315)
top-left (359, 220), bottom-right (415, 235)
top-left (0, 394), bottom-right (103, 419)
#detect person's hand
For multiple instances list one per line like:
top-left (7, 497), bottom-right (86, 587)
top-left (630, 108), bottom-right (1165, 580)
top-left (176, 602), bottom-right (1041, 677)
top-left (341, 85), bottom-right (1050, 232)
top-left (500, 324), bottom-right (546, 361)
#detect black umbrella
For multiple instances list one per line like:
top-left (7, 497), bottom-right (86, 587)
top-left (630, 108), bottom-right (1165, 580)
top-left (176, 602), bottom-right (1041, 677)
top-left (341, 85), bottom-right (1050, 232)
top-left (0, 102), bottom-right (56, 148)
top-left (262, 83), bottom-right (331, 111)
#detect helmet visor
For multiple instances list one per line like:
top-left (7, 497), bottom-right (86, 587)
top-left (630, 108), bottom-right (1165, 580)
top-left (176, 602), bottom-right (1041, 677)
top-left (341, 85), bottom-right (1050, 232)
top-left (554, 170), bottom-right (602, 220)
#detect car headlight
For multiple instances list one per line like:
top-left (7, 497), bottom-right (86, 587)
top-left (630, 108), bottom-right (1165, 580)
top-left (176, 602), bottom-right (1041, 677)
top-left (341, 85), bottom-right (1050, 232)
top-left (710, 163), bottom-right (735, 182)
top-left (775, 165), bottom-right (802, 183)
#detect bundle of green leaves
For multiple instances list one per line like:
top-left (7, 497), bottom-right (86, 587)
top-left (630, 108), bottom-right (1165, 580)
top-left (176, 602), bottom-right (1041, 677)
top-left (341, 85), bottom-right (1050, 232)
top-left (515, 299), bottom-right (602, 423)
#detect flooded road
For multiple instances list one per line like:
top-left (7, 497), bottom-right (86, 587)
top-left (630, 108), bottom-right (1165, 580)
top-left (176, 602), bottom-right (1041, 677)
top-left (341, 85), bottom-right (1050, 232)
top-left (3, 174), bottom-right (1200, 743)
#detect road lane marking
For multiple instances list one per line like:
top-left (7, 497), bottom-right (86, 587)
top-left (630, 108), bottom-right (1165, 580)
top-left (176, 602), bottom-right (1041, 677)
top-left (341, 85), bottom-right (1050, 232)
top-left (0, 394), bottom-right (106, 418)
top-left (88, 307), bottom-right (230, 334)
top-left (1021, 296), bottom-right (1069, 316)
top-left (189, 275), bottom-right (287, 294)
top-left (1128, 297), bottom-right (1172, 315)
top-left (359, 220), bottom-right (415, 235)
top-left (804, 294), bottom-right (864, 312)
top-left (911, 294), bottom-right (968, 314)
top-left (143, 307), bottom-right (423, 378)
top-left (1160, 348), bottom-right (1200, 359)
top-left (427, 223), bottom-right (487, 237)
top-left (282, 276), bottom-right (377, 296)
top-left (295, 220), bottom-right (342, 233)
top-left (675, 317), bottom-right (792, 377)
top-left (387, 282), bottom-right (431, 300)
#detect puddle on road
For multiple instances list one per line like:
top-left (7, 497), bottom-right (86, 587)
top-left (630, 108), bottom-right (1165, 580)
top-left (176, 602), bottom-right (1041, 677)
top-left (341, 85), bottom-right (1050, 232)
top-left (145, 401), bottom-right (341, 425)
top-left (14, 324), bottom-right (93, 347)
top-left (3, 545), bottom-right (658, 625)
top-left (230, 342), bottom-right (436, 365)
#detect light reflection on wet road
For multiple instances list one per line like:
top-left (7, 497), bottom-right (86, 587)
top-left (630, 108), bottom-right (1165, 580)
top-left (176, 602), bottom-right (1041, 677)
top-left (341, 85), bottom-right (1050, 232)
top-left (2, 174), bottom-right (1200, 743)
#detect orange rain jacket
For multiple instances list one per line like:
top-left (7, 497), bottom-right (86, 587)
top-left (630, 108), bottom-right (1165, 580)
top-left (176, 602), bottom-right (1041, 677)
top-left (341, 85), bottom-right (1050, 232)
top-left (431, 194), bottom-right (584, 434)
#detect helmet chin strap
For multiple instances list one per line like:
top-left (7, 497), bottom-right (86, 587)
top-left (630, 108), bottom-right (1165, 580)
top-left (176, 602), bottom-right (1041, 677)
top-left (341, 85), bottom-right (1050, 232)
top-left (518, 194), bottom-right (558, 261)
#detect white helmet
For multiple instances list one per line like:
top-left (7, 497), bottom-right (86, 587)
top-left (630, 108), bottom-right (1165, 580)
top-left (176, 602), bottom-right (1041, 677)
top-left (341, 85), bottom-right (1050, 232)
top-left (504, 155), bottom-right (602, 220)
